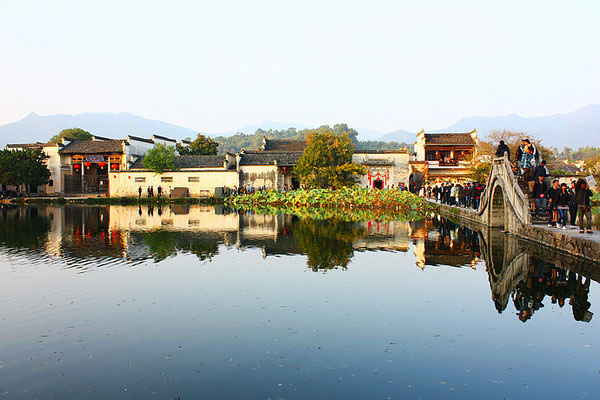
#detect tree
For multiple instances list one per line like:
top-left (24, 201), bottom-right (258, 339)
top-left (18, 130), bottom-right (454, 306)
top-left (0, 148), bottom-right (51, 194)
top-left (294, 127), bottom-right (366, 189)
top-left (468, 160), bottom-right (492, 183)
top-left (177, 134), bottom-right (218, 155)
top-left (142, 144), bottom-right (177, 174)
top-left (49, 128), bottom-right (92, 143)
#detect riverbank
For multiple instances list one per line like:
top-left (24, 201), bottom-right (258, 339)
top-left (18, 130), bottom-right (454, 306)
top-left (2, 196), bottom-right (224, 206)
top-left (431, 200), bottom-right (600, 263)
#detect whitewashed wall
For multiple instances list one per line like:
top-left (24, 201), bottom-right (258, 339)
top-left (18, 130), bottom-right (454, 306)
top-left (352, 152), bottom-right (411, 189)
top-left (109, 170), bottom-right (239, 197)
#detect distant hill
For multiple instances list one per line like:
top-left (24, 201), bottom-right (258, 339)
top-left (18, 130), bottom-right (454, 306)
top-left (0, 112), bottom-right (198, 146)
top-left (379, 129), bottom-right (416, 144)
top-left (214, 120), bottom-right (311, 136)
top-left (1, 105), bottom-right (598, 149)
top-left (442, 104), bottom-right (600, 147)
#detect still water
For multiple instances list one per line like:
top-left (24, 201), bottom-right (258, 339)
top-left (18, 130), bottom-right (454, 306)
top-left (1, 205), bottom-right (599, 399)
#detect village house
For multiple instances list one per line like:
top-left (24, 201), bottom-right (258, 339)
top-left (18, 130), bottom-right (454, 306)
top-left (413, 129), bottom-right (478, 182)
top-left (238, 137), bottom-right (412, 190)
top-left (352, 149), bottom-right (411, 189)
top-left (4, 134), bottom-right (187, 195)
top-left (6, 131), bottom-right (474, 197)
top-left (110, 154), bottom-right (239, 198)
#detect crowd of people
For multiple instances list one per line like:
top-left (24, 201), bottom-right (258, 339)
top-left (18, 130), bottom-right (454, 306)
top-left (423, 182), bottom-right (486, 210)
top-left (503, 139), bottom-right (595, 234)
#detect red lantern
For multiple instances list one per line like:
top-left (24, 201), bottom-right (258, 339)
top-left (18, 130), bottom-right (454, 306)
top-left (99, 161), bottom-right (106, 168)
top-left (111, 163), bottom-right (119, 170)
top-left (282, 166), bottom-right (287, 174)
top-left (84, 162), bottom-right (91, 168)
top-left (73, 164), bottom-right (80, 169)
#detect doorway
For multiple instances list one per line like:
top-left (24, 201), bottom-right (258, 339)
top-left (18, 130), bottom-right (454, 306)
top-left (373, 180), bottom-right (383, 189)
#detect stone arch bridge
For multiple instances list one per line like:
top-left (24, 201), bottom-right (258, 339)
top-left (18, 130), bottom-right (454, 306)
top-left (436, 155), bottom-right (530, 232)
top-left (476, 155), bottom-right (530, 231)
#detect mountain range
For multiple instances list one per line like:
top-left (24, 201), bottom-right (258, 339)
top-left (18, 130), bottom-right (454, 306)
top-left (1, 105), bottom-right (599, 148)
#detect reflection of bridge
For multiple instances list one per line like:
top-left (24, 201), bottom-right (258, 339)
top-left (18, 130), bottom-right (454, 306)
top-left (474, 223), bottom-right (600, 314)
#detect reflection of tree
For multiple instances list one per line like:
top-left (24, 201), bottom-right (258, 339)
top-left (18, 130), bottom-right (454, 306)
top-left (294, 218), bottom-right (364, 271)
top-left (0, 207), bottom-right (50, 250)
top-left (142, 230), bottom-right (219, 262)
top-left (143, 230), bottom-right (178, 261)
top-left (174, 232), bottom-right (219, 261)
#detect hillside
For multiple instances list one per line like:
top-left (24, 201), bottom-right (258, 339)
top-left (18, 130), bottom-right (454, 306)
top-left (0, 112), bottom-right (198, 146)
top-left (443, 104), bottom-right (600, 147)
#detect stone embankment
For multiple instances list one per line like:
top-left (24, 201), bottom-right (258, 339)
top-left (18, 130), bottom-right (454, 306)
top-left (431, 200), bottom-right (600, 264)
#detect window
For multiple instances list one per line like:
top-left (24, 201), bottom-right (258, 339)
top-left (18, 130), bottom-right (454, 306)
top-left (188, 176), bottom-right (200, 182)
top-left (48, 180), bottom-right (53, 187)
top-left (161, 177), bottom-right (173, 183)
top-left (134, 177), bottom-right (146, 183)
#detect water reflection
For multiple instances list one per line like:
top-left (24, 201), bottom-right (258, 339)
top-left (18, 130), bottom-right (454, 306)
top-left (0, 204), bottom-right (598, 323)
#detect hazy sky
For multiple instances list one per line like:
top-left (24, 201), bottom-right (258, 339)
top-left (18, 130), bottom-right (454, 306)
top-left (1, 1), bottom-right (599, 133)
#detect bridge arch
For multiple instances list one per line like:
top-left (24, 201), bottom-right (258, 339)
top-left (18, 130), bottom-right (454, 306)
top-left (489, 184), bottom-right (506, 229)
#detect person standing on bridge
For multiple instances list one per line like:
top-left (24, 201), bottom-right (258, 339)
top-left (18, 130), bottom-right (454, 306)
top-left (532, 175), bottom-right (548, 219)
top-left (532, 160), bottom-right (549, 184)
top-left (575, 178), bottom-right (594, 234)
top-left (545, 180), bottom-right (561, 228)
top-left (516, 139), bottom-right (527, 176)
top-left (495, 140), bottom-right (511, 160)
top-left (520, 145), bottom-right (536, 188)
top-left (556, 183), bottom-right (571, 230)
top-left (568, 180), bottom-right (578, 228)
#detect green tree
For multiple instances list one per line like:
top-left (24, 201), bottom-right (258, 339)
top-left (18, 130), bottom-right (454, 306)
top-left (142, 144), bottom-right (177, 174)
top-left (295, 127), bottom-right (366, 189)
top-left (468, 160), bottom-right (492, 183)
top-left (0, 148), bottom-right (51, 194)
top-left (177, 134), bottom-right (219, 155)
top-left (49, 128), bottom-right (92, 143)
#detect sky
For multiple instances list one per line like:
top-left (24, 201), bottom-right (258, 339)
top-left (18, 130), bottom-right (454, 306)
top-left (1, 0), bottom-right (599, 134)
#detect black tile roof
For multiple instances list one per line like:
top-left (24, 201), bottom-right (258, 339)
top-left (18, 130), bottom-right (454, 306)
top-left (355, 149), bottom-right (409, 154)
top-left (263, 139), bottom-right (307, 151)
top-left (58, 140), bottom-right (125, 154)
top-left (362, 159), bottom-right (394, 166)
top-left (152, 134), bottom-right (177, 142)
top-left (130, 155), bottom-right (226, 170)
top-left (174, 155), bottom-right (225, 168)
top-left (424, 133), bottom-right (475, 146)
top-left (239, 151), bottom-right (302, 166)
top-left (6, 142), bottom-right (56, 148)
top-left (128, 135), bottom-right (154, 144)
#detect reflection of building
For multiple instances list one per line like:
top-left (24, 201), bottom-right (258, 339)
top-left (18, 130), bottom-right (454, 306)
top-left (353, 220), bottom-right (410, 251)
top-left (411, 216), bottom-right (480, 269)
top-left (413, 130), bottom-right (478, 182)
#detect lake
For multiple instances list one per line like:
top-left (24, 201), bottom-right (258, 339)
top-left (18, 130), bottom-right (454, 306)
top-left (1, 205), bottom-right (599, 399)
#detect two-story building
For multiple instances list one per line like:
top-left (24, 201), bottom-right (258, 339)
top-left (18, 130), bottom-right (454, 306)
top-left (413, 129), bottom-right (478, 182)
top-left (5, 134), bottom-right (187, 195)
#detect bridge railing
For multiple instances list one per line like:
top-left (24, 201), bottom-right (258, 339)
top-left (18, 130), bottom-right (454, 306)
top-left (477, 154), bottom-right (530, 225)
